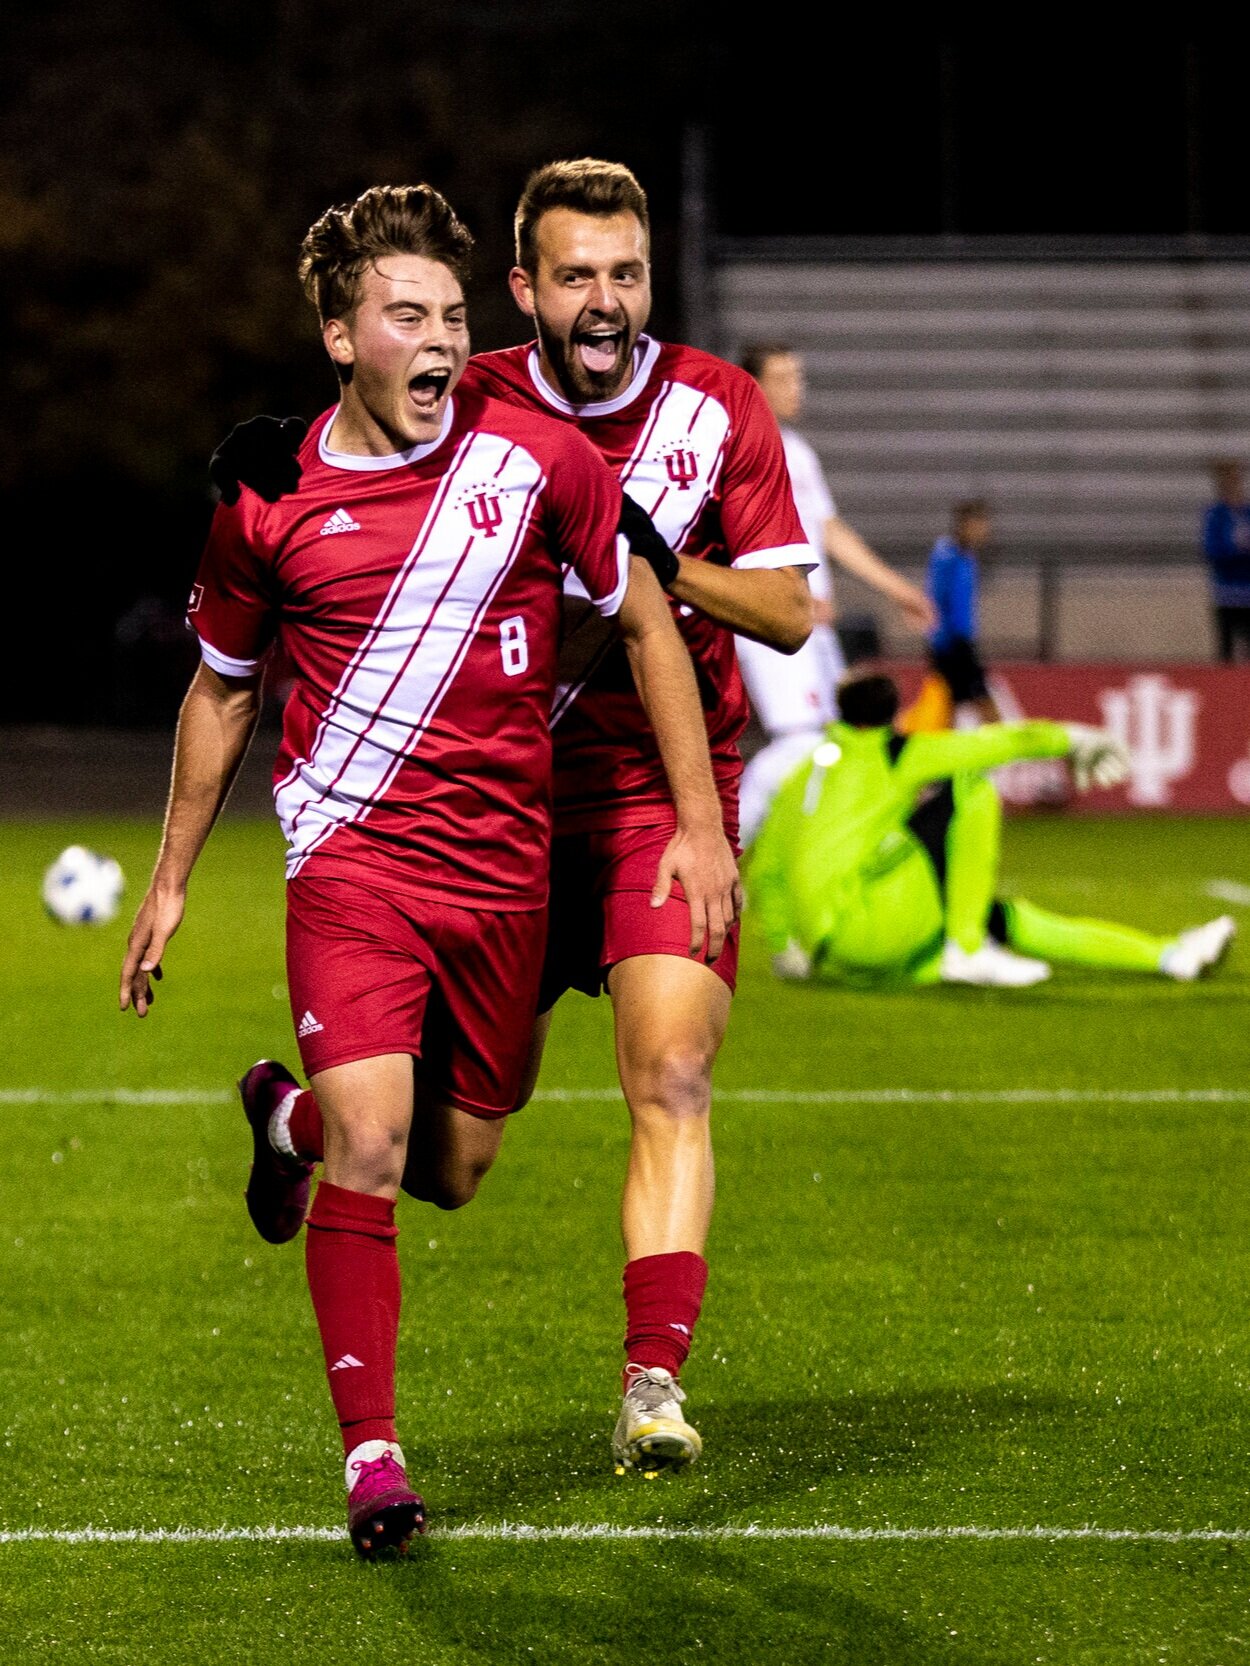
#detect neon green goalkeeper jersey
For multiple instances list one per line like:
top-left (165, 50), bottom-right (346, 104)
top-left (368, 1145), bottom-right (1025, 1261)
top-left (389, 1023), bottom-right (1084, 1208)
top-left (747, 720), bottom-right (1071, 957)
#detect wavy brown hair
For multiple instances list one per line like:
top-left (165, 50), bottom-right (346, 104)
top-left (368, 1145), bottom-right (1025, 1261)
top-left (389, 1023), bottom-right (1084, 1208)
top-left (299, 184), bottom-right (474, 323)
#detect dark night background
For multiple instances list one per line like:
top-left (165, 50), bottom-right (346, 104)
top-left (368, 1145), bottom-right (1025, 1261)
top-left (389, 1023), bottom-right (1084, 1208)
top-left (3, 17), bottom-right (1244, 723)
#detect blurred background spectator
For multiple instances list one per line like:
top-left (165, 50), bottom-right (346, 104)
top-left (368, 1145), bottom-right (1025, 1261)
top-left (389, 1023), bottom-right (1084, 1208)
top-left (1201, 460), bottom-right (1250, 662)
top-left (918, 499), bottom-right (1002, 727)
top-left (735, 342), bottom-right (933, 842)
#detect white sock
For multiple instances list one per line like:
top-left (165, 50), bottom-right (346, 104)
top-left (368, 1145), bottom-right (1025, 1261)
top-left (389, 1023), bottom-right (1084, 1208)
top-left (267, 1088), bottom-right (301, 1159)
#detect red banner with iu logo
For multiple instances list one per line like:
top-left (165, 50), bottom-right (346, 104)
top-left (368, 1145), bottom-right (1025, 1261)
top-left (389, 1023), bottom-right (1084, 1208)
top-left (885, 661), bottom-right (1250, 813)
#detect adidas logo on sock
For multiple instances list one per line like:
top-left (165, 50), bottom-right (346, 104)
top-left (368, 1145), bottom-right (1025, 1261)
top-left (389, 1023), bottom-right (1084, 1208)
top-left (319, 507), bottom-right (361, 536)
top-left (297, 1010), bottom-right (324, 1037)
top-left (331, 1354), bottom-right (365, 1371)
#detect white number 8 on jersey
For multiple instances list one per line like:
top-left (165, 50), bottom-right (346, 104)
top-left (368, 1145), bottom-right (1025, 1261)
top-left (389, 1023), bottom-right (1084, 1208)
top-left (500, 615), bottom-right (529, 677)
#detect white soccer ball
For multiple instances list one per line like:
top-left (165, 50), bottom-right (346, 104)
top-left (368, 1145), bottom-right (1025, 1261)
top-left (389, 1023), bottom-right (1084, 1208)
top-left (41, 845), bottom-right (125, 926)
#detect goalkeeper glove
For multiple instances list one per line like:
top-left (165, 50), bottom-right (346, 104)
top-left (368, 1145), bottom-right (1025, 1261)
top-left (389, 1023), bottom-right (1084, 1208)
top-left (209, 415), bottom-right (308, 506)
top-left (1064, 723), bottom-right (1131, 791)
top-left (619, 492), bottom-right (680, 589)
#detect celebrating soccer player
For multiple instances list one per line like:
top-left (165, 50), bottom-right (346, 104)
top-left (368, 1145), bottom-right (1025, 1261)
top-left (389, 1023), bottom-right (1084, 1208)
top-left (212, 159), bottom-right (815, 1478)
top-left (119, 182), bottom-right (739, 1557)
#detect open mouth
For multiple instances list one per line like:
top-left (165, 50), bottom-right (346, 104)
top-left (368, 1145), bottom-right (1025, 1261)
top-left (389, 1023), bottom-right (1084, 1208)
top-left (575, 329), bottom-right (624, 375)
top-left (407, 369), bottom-right (451, 411)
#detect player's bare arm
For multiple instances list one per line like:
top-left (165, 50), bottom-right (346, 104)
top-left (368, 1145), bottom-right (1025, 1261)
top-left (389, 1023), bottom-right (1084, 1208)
top-left (665, 557), bottom-right (813, 654)
top-left (616, 557), bottom-right (742, 960)
top-left (119, 661), bottom-right (261, 1016)
top-left (824, 517), bottom-right (937, 633)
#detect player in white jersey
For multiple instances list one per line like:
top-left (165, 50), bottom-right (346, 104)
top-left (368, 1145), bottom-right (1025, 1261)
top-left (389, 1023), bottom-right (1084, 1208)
top-left (735, 344), bottom-right (936, 847)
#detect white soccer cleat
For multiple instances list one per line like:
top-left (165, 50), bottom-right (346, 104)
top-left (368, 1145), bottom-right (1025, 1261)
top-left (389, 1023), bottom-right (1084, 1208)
top-left (940, 938), bottom-right (1052, 988)
top-left (611, 1366), bottom-right (702, 1475)
top-left (771, 940), bottom-right (812, 981)
top-left (1159, 915), bottom-right (1236, 981)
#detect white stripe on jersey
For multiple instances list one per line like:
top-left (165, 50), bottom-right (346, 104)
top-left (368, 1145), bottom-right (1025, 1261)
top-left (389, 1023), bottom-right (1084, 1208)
top-left (276, 431), bottom-right (545, 874)
top-left (619, 379), bottom-right (730, 553)
top-left (733, 543), bottom-right (816, 573)
top-left (197, 638), bottom-right (262, 678)
top-left (552, 379), bottom-right (733, 723)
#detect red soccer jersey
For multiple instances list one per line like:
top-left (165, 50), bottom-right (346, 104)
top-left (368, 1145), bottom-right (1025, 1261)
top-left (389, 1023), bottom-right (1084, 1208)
top-left (464, 337), bottom-right (811, 833)
top-left (187, 389), bottom-right (628, 909)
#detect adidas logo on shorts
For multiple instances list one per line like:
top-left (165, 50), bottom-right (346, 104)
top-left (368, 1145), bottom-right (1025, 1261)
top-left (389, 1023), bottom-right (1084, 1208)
top-left (297, 1010), bottom-right (324, 1037)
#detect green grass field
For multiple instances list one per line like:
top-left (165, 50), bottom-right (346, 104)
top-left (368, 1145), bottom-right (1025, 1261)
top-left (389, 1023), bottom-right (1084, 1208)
top-left (2, 813), bottom-right (1249, 1664)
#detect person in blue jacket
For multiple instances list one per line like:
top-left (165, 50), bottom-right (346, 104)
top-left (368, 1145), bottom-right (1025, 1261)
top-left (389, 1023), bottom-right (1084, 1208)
top-left (925, 499), bottom-right (1002, 723)
top-left (1201, 461), bottom-right (1250, 663)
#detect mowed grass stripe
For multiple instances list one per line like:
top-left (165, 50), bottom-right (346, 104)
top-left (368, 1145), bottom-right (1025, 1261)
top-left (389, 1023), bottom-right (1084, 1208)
top-left (3, 1087), bottom-right (1249, 1106)
top-left (3, 1524), bottom-right (1249, 1546)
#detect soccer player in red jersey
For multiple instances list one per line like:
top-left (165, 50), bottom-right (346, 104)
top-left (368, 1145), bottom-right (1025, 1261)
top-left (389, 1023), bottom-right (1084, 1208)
top-left (475, 161), bottom-right (813, 1472)
top-left (211, 160), bottom-right (812, 1476)
top-left (119, 183), bottom-right (737, 1556)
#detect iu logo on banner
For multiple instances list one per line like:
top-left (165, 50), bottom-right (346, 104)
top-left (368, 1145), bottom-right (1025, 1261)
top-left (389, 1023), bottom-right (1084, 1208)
top-left (1098, 674), bottom-right (1200, 807)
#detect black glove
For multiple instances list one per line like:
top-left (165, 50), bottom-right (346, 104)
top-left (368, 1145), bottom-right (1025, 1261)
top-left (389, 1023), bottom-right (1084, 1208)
top-left (209, 415), bottom-right (308, 506)
top-left (618, 491), bottom-right (680, 589)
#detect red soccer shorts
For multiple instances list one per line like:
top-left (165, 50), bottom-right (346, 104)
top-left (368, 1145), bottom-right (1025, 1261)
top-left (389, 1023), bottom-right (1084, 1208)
top-left (539, 820), bottom-right (740, 1011)
top-left (285, 875), bottom-right (546, 1118)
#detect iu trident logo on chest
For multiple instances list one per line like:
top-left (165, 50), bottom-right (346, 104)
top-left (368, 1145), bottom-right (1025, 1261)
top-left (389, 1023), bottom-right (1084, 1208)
top-left (659, 442), bottom-right (699, 490)
top-left (457, 483), bottom-right (504, 538)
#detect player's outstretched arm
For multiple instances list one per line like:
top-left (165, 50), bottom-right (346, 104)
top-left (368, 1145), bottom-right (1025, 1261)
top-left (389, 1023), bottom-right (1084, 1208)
top-left (616, 558), bottom-right (742, 962)
top-left (119, 662), bottom-right (263, 1016)
top-left (896, 721), bottom-right (1129, 793)
top-left (665, 557), bottom-right (813, 654)
top-left (209, 415), bottom-right (308, 506)
top-left (823, 516), bottom-right (937, 634)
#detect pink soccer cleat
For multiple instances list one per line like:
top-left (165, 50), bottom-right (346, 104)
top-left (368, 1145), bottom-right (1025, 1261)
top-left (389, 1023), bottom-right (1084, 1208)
top-left (238, 1059), bottom-right (313, 1244)
top-left (346, 1443), bottom-right (426, 1560)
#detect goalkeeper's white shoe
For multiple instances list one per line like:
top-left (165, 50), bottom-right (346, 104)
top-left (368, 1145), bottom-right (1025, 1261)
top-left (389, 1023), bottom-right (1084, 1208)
top-left (1160, 915), bottom-right (1236, 981)
top-left (940, 938), bottom-right (1051, 988)
top-left (772, 939), bottom-right (813, 981)
top-left (612, 1366), bottom-right (702, 1475)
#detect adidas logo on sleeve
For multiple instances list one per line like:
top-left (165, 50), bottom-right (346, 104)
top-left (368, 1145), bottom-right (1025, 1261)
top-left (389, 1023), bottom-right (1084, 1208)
top-left (319, 508), bottom-right (362, 536)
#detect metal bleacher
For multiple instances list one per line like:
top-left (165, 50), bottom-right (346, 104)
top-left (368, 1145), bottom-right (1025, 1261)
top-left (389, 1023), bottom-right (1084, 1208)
top-left (710, 241), bottom-right (1250, 659)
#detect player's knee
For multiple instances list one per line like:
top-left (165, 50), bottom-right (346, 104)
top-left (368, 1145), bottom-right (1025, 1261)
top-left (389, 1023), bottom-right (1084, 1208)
top-left (633, 1043), bottom-right (714, 1125)
top-left (408, 1163), bottom-right (487, 1211)
top-left (332, 1121), bottom-right (408, 1190)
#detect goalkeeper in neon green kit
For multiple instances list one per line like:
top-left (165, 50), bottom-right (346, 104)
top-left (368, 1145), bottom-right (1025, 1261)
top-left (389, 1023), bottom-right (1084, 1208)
top-left (747, 672), bottom-right (1235, 989)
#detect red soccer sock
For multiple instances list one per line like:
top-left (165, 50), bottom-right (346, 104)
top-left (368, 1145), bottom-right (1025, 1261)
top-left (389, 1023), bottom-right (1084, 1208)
top-left (305, 1181), bottom-right (400, 1456)
top-left (289, 1090), bottom-right (325, 1163)
top-left (622, 1251), bottom-right (708, 1388)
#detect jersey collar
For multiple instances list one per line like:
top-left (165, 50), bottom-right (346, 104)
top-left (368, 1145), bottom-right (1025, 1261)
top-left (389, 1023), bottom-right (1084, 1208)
top-left (525, 336), bottom-right (662, 418)
top-left (318, 399), bottom-right (456, 471)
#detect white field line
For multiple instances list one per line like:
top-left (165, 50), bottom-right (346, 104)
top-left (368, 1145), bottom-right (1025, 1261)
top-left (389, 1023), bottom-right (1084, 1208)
top-left (1205, 877), bottom-right (1250, 907)
top-left (1, 1088), bottom-right (1248, 1108)
top-left (0, 1523), bottom-right (1247, 1547)
top-left (2, 1086), bottom-right (1250, 1112)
